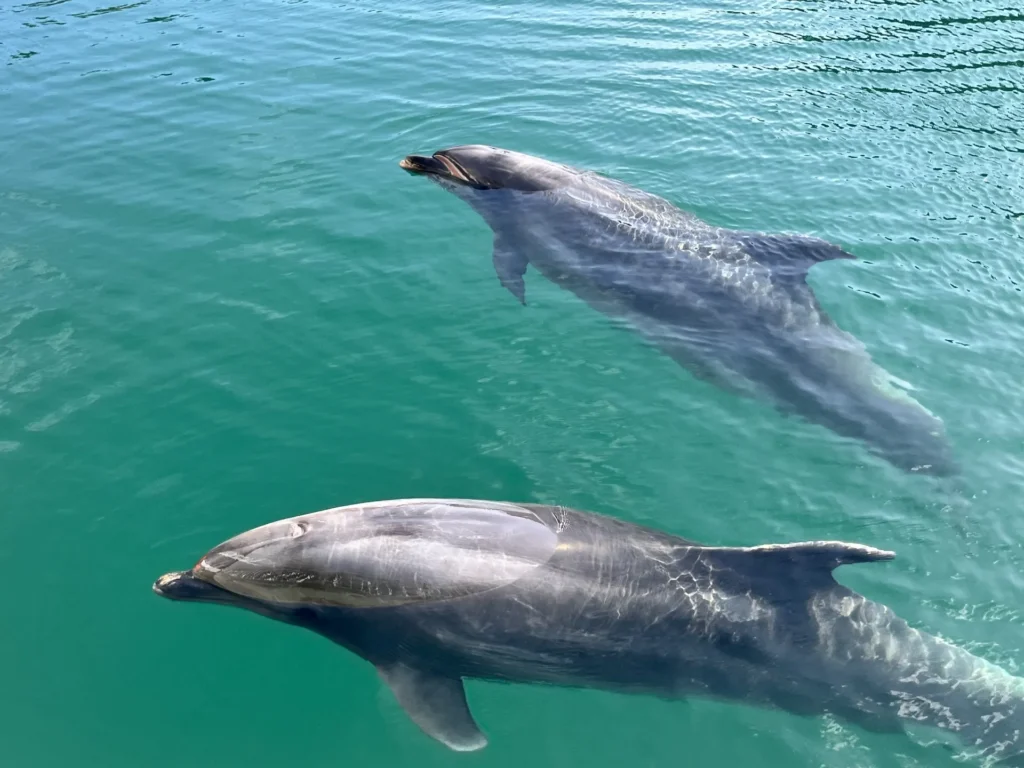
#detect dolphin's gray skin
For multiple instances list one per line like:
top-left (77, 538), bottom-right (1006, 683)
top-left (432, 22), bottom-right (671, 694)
top-left (399, 146), bottom-right (955, 476)
top-left (155, 498), bottom-right (1021, 764)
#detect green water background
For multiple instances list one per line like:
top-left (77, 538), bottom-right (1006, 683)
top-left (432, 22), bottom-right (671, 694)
top-left (2, 0), bottom-right (1023, 765)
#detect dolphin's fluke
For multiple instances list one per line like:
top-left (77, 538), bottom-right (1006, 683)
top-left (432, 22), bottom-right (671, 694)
top-left (378, 662), bottom-right (488, 751)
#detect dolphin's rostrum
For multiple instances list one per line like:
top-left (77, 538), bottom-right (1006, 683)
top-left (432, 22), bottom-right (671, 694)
top-left (400, 145), bottom-right (956, 476)
top-left (155, 498), bottom-right (1022, 764)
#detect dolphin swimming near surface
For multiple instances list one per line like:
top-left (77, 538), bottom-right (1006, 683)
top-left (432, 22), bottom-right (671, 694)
top-left (155, 498), bottom-right (1021, 765)
top-left (399, 145), bottom-right (956, 476)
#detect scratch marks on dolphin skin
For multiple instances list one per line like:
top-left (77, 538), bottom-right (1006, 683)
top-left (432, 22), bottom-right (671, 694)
top-left (553, 505), bottom-right (568, 532)
top-left (327, 540), bottom-right (340, 569)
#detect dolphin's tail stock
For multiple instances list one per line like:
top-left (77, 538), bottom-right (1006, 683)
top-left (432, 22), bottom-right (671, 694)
top-left (895, 639), bottom-right (1024, 766)
top-left (786, 341), bottom-right (959, 476)
top-left (811, 590), bottom-right (1024, 765)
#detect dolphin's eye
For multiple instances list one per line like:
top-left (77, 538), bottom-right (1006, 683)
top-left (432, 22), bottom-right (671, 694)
top-left (289, 521), bottom-right (309, 538)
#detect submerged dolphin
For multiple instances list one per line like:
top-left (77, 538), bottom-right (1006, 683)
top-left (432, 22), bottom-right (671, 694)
top-left (154, 498), bottom-right (1021, 764)
top-left (400, 145), bottom-right (955, 475)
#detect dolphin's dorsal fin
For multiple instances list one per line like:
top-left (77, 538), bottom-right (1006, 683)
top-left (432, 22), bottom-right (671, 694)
top-left (739, 540), bottom-right (895, 570)
top-left (711, 540), bottom-right (894, 593)
top-left (728, 540), bottom-right (895, 592)
top-left (492, 234), bottom-right (529, 305)
top-left (707, 541), bottom-right (895, 648)
top-left (736, 232), bottom-right (856, 279)
top-left (377, 662), bottom-right (487, 752)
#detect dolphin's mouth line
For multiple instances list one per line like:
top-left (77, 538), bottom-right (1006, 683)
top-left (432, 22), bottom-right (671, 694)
top-left (152, 569), bottom-right (236, 604)
top-left (399, 152), bottom-right (482, 188)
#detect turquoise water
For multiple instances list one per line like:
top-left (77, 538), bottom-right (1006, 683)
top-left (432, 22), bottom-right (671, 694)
top-left (2, 0), bottom-right (1023, 765)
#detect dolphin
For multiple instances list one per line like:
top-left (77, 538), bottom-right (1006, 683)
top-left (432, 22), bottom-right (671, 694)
top-left (399, 145), bottom-right (956, 476)
top-left (155, 498), bottom-right (1021, 764)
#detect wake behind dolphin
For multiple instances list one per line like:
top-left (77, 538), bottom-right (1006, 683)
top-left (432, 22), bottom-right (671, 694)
top-left (399, 145), bottom-right (956, 476)
top-left (155, 498), bottom-right (1022, 764)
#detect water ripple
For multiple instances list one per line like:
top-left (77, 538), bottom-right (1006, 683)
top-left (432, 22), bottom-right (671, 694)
top-left (2, 0), bottom-right (1023, 765)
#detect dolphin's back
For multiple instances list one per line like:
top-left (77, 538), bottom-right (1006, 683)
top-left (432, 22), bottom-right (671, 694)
top-left (371, 504), bottom-right (892, 697)
top-left (522, 174), bottom-right (839, 336)
top-left (387, 502), bottom-right (1024, 762)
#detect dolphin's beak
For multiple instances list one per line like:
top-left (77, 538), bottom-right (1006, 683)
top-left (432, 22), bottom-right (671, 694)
top-left (399, 154), bottom-right (441, 174)
top-left (152, 569), bottom-right (237, 605)
top-left (400, 152), bottom-right (475, 185)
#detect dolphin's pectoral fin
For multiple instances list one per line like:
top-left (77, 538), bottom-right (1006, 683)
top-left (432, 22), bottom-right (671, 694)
top-left (492, 235), bottom-right (529, 305)
top-left (378, 662), bottom-right (487, 752)
top-left (738, 233), bottom-right (855, 281)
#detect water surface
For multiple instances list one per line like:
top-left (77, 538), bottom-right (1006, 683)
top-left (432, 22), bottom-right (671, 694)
top-left (2, 0), bottom-right (1023, 766)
